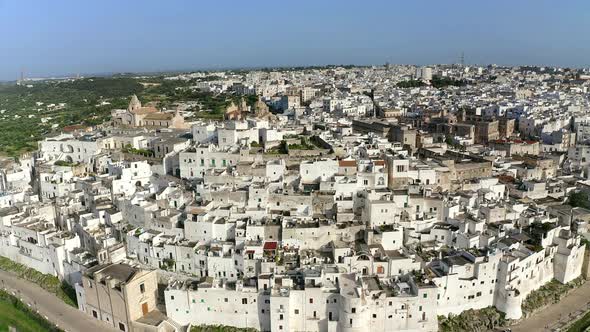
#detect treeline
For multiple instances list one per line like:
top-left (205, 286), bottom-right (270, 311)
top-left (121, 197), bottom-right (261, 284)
top-left (396, 75), bottom-right (467, 88)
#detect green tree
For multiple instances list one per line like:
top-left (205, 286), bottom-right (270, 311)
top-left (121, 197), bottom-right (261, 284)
top-left (569, 191), bottom-right (590, 209)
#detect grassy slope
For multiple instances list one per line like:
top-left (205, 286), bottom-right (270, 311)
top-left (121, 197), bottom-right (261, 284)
top-left (0, 290), bottom-right (61, 332)
top-left (567, 310), bottom-right (590, 332)
top-left (0, 300), bottom-right (48, 331)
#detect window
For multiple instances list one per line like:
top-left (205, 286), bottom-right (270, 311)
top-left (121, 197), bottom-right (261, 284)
top-left (423, 293), bottom-right (427, 298)
top-left (242, 298), bottom-right (247, 304)
top-left (139, 283), bottom-right (145, 293)
top-left (171, 295), bottom-right (175, 300)
top-left (309, 298), bottom-right (313, 304)
top-left (280, 314), bottom-right (284, 320)
top-left (372, 314), bottom-right (377, 318)
top-left (92, 310), bottom-right (98, 318)
top-left (119, 323), bottom-right (126, 331)
top-left (294, 309), bottom-right (299, 314)
top-left (351, 308), bottom-right (356, 313)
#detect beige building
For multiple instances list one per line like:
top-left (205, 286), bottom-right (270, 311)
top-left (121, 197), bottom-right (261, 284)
top-left (112, 95), bottom-right (186, 129)
top-left (78, 263), bottom-right (158, 332)
top-left (490, 139), bottom-right (540, 157)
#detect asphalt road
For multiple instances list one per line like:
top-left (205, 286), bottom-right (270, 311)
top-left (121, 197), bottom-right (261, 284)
top-left (0, 269), bottom-right (118, 332)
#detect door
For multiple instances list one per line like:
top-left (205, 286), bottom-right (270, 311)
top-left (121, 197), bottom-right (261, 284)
top-left (141, 302), bottom-right (148, 316)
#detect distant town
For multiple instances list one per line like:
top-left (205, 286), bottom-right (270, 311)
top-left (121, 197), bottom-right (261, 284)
top-left (2, 63), bottom-right (590, 331)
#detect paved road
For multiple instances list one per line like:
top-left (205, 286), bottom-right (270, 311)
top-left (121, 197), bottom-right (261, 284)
top-left (0, 270), bottom-right (118, 332)
top-left (512, 280), bottom-right (590, 332)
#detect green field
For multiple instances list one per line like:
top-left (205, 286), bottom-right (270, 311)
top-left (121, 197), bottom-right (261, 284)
top-left (0, 290), bottom-right (61, 332)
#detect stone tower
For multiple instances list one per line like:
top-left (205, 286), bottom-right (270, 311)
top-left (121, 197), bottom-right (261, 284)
top-left (128, 94), bottom-right (142, 112)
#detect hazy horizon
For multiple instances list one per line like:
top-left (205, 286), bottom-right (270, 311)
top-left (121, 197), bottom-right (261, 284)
top-left (1, 0), bottom-right (589, 81)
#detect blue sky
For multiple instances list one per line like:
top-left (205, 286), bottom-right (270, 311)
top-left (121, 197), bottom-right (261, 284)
top-left (0, 0), bottom-right (588, 80)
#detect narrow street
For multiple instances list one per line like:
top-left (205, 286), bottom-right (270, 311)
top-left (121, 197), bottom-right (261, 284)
top-left (511, 281), bottom-right (590, 332)
top-left (0, 270), bottom-right (118, 332)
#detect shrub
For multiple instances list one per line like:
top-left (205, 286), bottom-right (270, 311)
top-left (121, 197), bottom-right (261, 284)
top-left (190, 325), bottom-right (258, 332)
top-left (438, 307), bottom-right (507, 332)
top-left (522, 278), bottom-right (584, 316)
top-left (54, 160), bottom-right (77, 167)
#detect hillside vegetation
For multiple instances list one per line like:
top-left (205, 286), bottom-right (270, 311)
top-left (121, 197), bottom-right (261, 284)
top-left (0, 75), bottom-right (251, 157)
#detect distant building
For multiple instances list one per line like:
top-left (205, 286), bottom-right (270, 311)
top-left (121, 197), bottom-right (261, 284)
top-left (415, 67), bottom-right (433, 81)
top-left (112, 95), bottom-right (186, 129)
